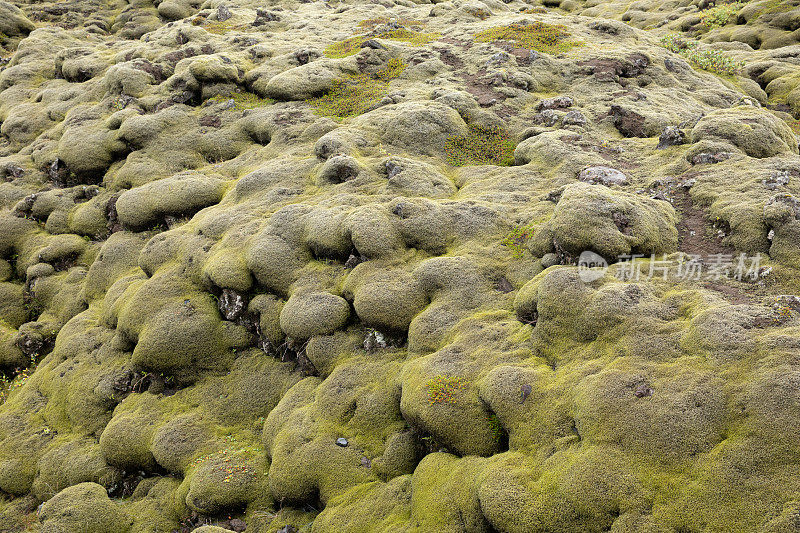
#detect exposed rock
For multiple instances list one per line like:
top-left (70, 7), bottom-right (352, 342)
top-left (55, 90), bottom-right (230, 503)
top-left (578, 166), bottom-right (629, 186)
top-left (657, 125), bottom-right (686, 149)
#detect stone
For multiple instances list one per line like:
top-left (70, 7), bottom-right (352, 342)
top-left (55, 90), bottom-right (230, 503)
top-left (578, 166), bottom-right (629, 186)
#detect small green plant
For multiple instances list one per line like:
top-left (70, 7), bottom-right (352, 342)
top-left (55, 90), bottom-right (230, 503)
top-left (487, 414), bottom-right (504, 442)
top-left (110, 95), bottom-right (130, 110)
top-left (0, 358), bottom-right (36, 405)
top-left (308, 57), bottom-right (406, 118)
top-left (660, 34), bottom-right (744, 75)
top-left (207, 91), bottom-right (274, 110)
top-left (427, 375), bottom-right (468, 405)
top-left (444, 124), bottom-right (516, 167)
top-left (700, 2), bottom-right (745, 29)
top-left (474, 21), bottom-right (581, 54)
top-left (501, 223), bottom-right (537, 258)
top-left (324, 29), bottom-right (439, 58)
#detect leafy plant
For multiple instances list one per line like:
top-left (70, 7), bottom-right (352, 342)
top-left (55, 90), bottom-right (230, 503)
top-left (444, 124), bottom-right (516, 167)
top-left (501, 223), bottom-right (537, 258)
top-left (308, 58), bottom-right (406, 118)
top-left (487, 414), bottom-right (505, 442)
top-left (427, 375), bottom-right (468, 405)
top-left (474, 21), bottom-right (581, 54)
top-left (660, 34), bottom-right (744, 75)
top-left (700, 2), bottom-right (745, 29)
top-left (0, 356), bottom-right (36, 405)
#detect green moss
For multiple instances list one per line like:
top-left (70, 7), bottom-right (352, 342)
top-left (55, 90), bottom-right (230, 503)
top-left (474, 21), bottom-right (582, 54)
top-left (444, 124), bottom-right (516, 166)
top-left (38, 482), bottom-right (133, 533)
top-left (207, 91), bottom-right (274, 110)
top-left (486, 414), bottom-right (504, 443)
top-left (308, 58), bottom-right (406, 118)
top-left (203, 20), bottom-right (238, 35)
top-left (357, 17), bottom-right (426, 29)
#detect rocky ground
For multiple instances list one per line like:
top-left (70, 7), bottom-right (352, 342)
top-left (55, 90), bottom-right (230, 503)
top-left (0, 0), bottom-right (800, 531)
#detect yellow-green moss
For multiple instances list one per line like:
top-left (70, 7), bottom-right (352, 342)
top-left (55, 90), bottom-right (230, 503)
top-left (207, 91), bottom-right (274, 110)
top-left (358, 17), bottom-right (426, 29)
top-left (202, 21), bottom-right (238, 35)
top-left (474, 22), bottom-right (582, 54)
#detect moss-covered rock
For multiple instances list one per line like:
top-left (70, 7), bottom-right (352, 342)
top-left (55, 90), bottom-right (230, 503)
top-left (279, 291), bottom-right (350, 339)
top-left (691, 106), bottom-right (799, 159)
top-left (115, 172), bottom-right (227, 231)
top-left (531, 183), bottom-right (678, 260)
top-left (38, 482), bottom-right (133, 533)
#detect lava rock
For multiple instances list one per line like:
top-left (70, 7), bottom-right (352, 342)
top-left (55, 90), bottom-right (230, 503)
top-left (657, 126), bottom-right (686, 149)
top-left (578, 166), bottom-right (629, 186)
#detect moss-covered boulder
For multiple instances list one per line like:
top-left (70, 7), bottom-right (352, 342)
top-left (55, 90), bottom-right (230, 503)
top-left (531, 183), bottom-right (678, 260)
top-left (691, 106), bottom-right (799, 158)
top-left (279, 291), bottom-right (350, 339)
top-left (38, 482), bottom-right (133, 533)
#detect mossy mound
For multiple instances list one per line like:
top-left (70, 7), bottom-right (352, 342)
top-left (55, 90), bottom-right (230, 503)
top-left (38, 482), bottom-right (133, 533)
top-left (531, 183), bottom-right (679, 260)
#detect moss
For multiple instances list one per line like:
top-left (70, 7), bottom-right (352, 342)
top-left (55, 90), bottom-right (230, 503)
top-left (38, 482), bottom-right (133, 533)
top-left (530, 183), bottom-right (679, 260)
top-left (358, 17), bottom-right (426, 29)
top-left (279, 291), bottom-right (350, 339)
top-left (99, 393), bottom-right (161, 471)
top-left (313, 477), bottom-right (413, 531)
top-left (150, 414), bottom-right (217, 474)
top-left (501, 223), bottom-right (537, 259)
top-left (345, 266), bottom-right (428, 333)
top-left (207, 91), bottom-right (275, 110)
top-left (691, 105), bottom-right (798, 158)
top-left (474, 21), bottom-right (582, 54)
top-left (115, 172), bottom-right (227, 231)
top-left (184, 447), bottom-right (267, 514)
top-left (202, 21), bottom-right (238, 35)
top-left (32, 438), bottom-right (122, 500)
top-left (409, 453), bottom-right (492, 531)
